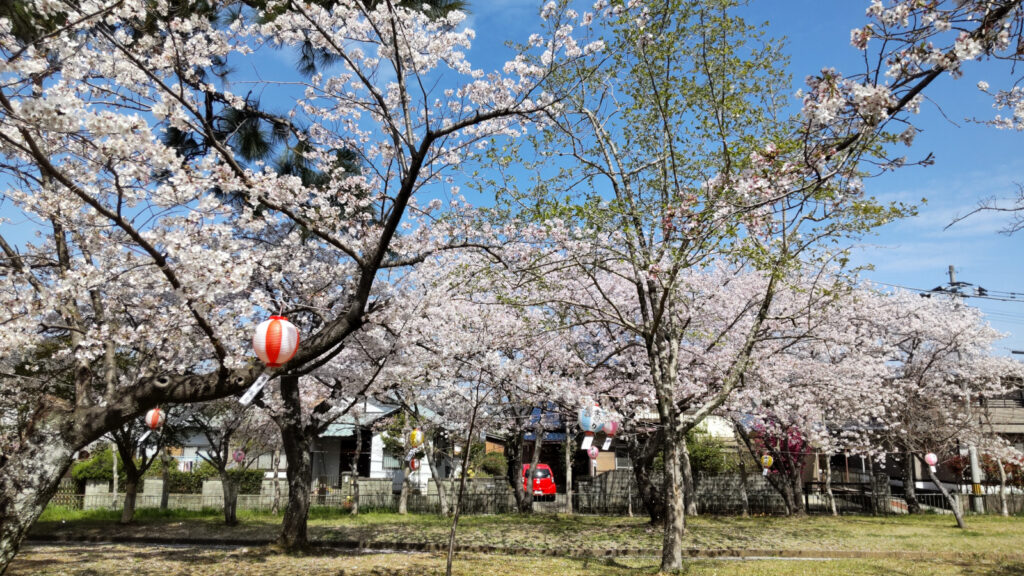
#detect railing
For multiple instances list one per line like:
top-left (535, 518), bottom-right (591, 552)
top-left (48, 474), bottom-right (1024, 517)
top-left (982, 398), bottom-right (1024, 408)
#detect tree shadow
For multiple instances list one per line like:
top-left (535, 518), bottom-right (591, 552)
top-left (960, 561), bottom-right (1024, 576)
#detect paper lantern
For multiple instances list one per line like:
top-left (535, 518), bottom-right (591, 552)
top-left (760, 454), bottom-right (773, 476)
top-left (252, 316), bottom-right (300, 368)
top-left (587, 446), bottom-right (599, 460)
top-left (579, 403), bottom-right (603, 449)
top-left (145, 407), bottom-right (165, 430)
top-left (232, 449), bottom-right (245, 464)
top-left (453, 445), bottom-right (463, 455)
top-left (925, 452), bottom-right (938, 473)
top-left (601, 420), bottom-right (619, 450)
top-left (410, 458), bottom-right (420, 471)
top-left (590, 406), bottom-right (606, 433)
top-left (408, 428), bottom-right (424, 448)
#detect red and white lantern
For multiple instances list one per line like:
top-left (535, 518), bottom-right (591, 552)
top-left (601, 420), bottom-right (619, 450)
top-left (924, 452), bottom-right (938, 473)
top-left (410, 458), bottom-right (420, 471)
top-left (252, 316), bottom-right (300, 368)
top-left (587, 446), bottom-right (599, 461)
top-left (145, 407), bottom-right (165, 430)
top-left (233, 449), bottom-right (245, 464)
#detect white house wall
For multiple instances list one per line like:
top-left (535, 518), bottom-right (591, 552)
top-left (370, 434), bottom-right (386, 479)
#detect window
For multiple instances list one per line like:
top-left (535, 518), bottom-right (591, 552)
top-left (614, 448), bottom-right (632, 469)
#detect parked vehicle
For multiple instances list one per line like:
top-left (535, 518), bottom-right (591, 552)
top-left (522, 463), bottom-right (556, 500)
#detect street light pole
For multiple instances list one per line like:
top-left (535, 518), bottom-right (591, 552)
top-left (948, 265), bottom-right (986, 514)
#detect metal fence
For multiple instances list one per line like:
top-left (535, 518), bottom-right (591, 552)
top-left (46, 474), bottom-right (1024, 517)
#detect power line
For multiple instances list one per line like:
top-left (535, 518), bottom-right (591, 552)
top-left (872, 281), bottom-right (1024, 304)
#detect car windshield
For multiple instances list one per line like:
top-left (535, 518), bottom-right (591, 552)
top-left (532, 469), bottom-right (551, 479)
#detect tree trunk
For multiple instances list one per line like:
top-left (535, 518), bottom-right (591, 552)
top-left (735, 426), bottom-right (792, 515)
top-left (629, 431), bottom-right (664, 524)
top-left (681, 438), bottom-right (697, 516)
top-left (660, 428), bottom-right (686, 572)
top-left (221, 473), bottom-right (240, 526)
top-left (0, 430), bottom-right (75, 575)
top-left (277, 374), bottom-right (312, 550)
top-left (426, 442), bottom-right (449, 516)
top-left (119, 479), bottom-right (138, 525)
top-left (792, 470), bottom-right (806, 516)
top-left (903, 452), bottom-right (921, 514)
top-left (271, 449), bottom-right (282, 516)
top-left (735, 439), bottom-right (749, 517)
top-left (522, 423), bottom-right (545, 512)
top-left (824, 454), bottom-right (837, 516)
top-left (159, 449), bottom-right (172, 510)
top-left (445, 389), bottom-right (481, 576)
top-left (505, 426), bottom-right (526, 512)
top-left (398, 462), bottom-right (410, 515)
top-left (350, 424), bottom-right (361, 516)
top-left (778, 478), bottom-right (796, 516)
top-left (563, 429), bottom-right (573, 514)
top-left (997, 458), bottom-right (1009, 517)
top-left (921, 456), bottom-right (966, 529)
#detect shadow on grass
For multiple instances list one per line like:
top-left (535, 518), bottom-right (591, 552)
top-left (961, 562), bottom-right (1024, 576)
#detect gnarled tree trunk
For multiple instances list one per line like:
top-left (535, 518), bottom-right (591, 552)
top-left (276, 374), bottom-right (313, 550)
top-left (660, 427), bottom-right (686, 571)
top-left (221, 472), bottom-right (240, 526)
top-left (119, 479), bottom-right (138, 525)
top-left (628, 430), bottom-right (665, 525)
top-left (0, 413), bottom-right (76, 575)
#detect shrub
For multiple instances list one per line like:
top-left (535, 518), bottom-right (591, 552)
top-left (224, 468), bottom-right (265, 494)
top-left (478, 452), bottom-right (507, 477)
top-left (71, 446), bottom-right (127, 491)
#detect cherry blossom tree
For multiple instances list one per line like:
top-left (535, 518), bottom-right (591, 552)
top-left (183, 400), bottom-right (277, 526)
top-left (851, 289), bottom-right (1020, 528)
top-left (109, 411), bottom-right (184, 525)
top-left (812, 1), bottom-right (1024, 227)
top-left (0, 0), bottom-right (601, 568)
top-left (477, 0), bottom-right (911, 567)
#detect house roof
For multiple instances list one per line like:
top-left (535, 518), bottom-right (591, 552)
top-left (321, 399), bottom-right (399, 437)
top-left (319, 399), bottom-right (444, 437)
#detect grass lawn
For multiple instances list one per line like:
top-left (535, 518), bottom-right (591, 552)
top-left (31, 507), bottom-right (1024, 559)
top-left (9, 543), bottom-right (1024, 576)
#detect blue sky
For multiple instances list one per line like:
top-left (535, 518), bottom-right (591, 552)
top-left (462, 0), bottom-right (1024, 354)
top-left (739, 0), bottom-right (1024, 354)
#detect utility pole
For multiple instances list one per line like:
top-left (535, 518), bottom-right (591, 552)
top-left (947, 265), bottom-right (986, 514)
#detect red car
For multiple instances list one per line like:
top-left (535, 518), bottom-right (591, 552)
top-left (522, 463), bottom-right (557, 500)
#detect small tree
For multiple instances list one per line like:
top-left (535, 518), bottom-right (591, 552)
top-left (110, 411), bottom-right (183, 524)
top-left (185, 400), bottom-right (277, 525)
